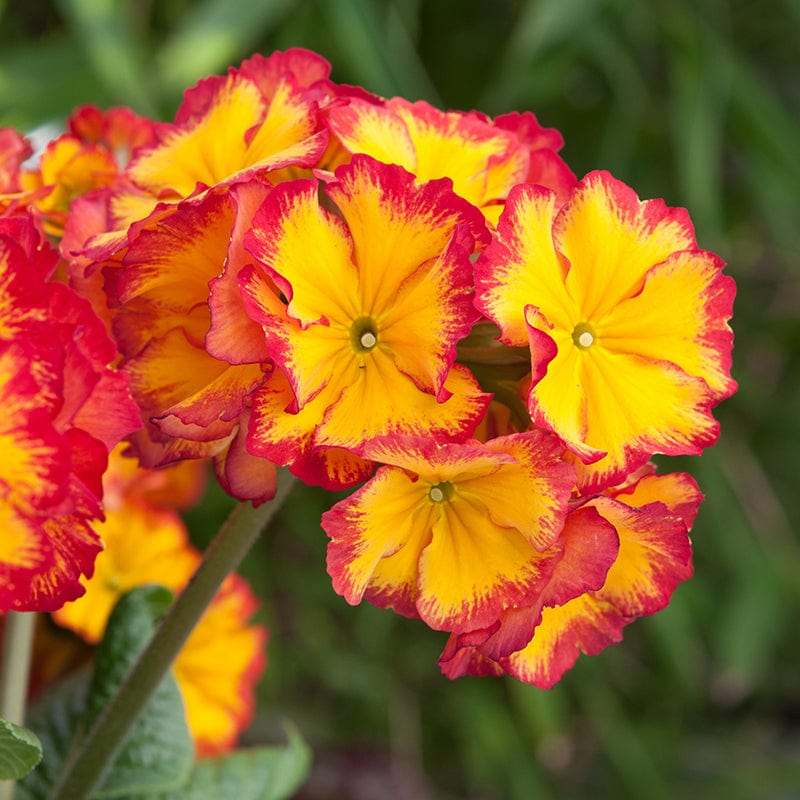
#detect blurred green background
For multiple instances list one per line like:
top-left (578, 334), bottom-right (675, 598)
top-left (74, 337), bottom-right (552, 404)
top-left (2, 0), bottom-right (799, 797)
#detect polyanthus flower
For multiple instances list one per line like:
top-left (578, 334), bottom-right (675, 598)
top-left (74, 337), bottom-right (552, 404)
top-left (53, 448), bottom-right (266, 756)
top-left (173, 573), bottom-right (266, 757)
top-left (493, 111), bottom-right (577, 206)
top-left (439, 470), bottom-right (702, 686)
top-left (0, 212), bottom-right (140, 612)
top-left (64, 48), bottom-right (332, 263)
top-left (325, 96), bottom-right (571, 223)
top-left (242, 154), bottom-right (491, 488)
top-left (0, 128), bottom-right (35, 211)
top-left (51, 493), bottom-right (200, 643)
top-left (17, 134), bottom-right (119, 236)
top-left (109, 181), bottom-right (276, 503)
top-left (67, 104), bottom-right (157, 160)
top-left (475, 171), bottom-right (736, 490)
top-left (322, 431), bottom-right (582, 633)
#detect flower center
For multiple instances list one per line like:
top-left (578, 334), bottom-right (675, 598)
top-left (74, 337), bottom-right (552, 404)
top-left (572, 322), bottom-right (596, 350)
top-left (349, 316), bottom-right (379, 353)
top-left (428, 481), bottom-right (454, 503)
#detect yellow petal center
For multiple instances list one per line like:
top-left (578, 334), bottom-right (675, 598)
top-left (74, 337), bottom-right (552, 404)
top-left (350, 316), bottom-right (379, 353)
top-left (572, 322), bottom-right (597, 350)
top-left (428, 481), bottom-right (454, 503)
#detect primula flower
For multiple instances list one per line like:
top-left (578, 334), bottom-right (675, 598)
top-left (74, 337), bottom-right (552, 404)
top-left (0, 129), bottom-right (53, 217)
top-left (102, 444), bottom-right (208, 511)
top-left (173, 573), bottom-right (266, 757)
top-left (322, 431), bottom-right (579, 633)
top-left (440, 470), bottom-right (702, 687)
top-left (475, 171), bottom-right (736, 490)
top-left (242, 154), bottom-right (491, 488)
top-left (0, 213), bottom-right (140, 612)
top-left (110, 181), bottom-right (276, 503)
top-left (18, 135), bottom-right (119, 236)
top-left (64, 48), bottom-right (332, 263)
top-left (53, 448), bottom-right (266, 756)
top-left (493, 111), bottom-right (577, 206)
top-left (51, 495), bottom-right (200, 643)
top-left (325, 96), bottom-right (551, 224)
top-left (67, 104), bottom-right (157, 162)
top-left (0, 128), bottom-right (30, 193)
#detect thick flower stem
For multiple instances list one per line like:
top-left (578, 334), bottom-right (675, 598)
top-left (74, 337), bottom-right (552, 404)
top-left (0, 611), bottom-right (36, 800)
top-left (48, 472), bottom-right (296, 800)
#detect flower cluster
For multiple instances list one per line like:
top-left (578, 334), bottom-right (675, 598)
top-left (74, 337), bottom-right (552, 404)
top-left (2, 47), bottom-right (735, 689)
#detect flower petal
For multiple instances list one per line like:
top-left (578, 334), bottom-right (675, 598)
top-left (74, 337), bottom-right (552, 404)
top-left (600, 249), bottom-right (736, 401)
top-left (475, 184), bottom-right (573, 345)
top-left (556, 170), bottom-right (697, 320)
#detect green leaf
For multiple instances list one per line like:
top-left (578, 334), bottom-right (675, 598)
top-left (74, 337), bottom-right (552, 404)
top-left (86, 585), bottom-right (193, 798)
top-left (0, 717), bottom-right (42, 780)
top-left (116, 725), bottom-right (311, 800)
top-left (14, 673), bottom-right (91, 800)
top-left (15, 586), bottom-right (193, 799)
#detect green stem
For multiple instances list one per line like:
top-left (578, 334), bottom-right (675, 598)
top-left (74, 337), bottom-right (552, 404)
top-left (0, 612), bottom-right (35, 726)
top-left (0, 611), bottom-right (36, 800)
top-left (48, 472), bottom-right (296, 800)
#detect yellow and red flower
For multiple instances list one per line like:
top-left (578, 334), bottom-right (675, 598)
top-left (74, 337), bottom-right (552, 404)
top-left (492, 111), bottom-right (577, 206)
top-left (174, 573), bottom-right (266, 757)
top-left (18, 134), bottom-right (119, 236)
top-left (0, 212), bottom-right (140, 612)
top-left (475, 171), bottom-right (736, 491)
top-left (325, 96), bottom-right (564, 224)
top-left (243, 155), bottom-right (491, 488)
top-left (439, 470), bottom-right (702, 686)
top-left (53, 446), bottom-right (266, 756)
top-left (322, 431), bottom-right (581, 633)
top-left (108, 181), bottom-right (277, 503)
top-left (0, 128), bottom-right (37, 214)
top-left (65, 48), bottom-right (332, 265)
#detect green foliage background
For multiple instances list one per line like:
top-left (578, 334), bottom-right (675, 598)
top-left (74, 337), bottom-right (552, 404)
top-left (2, 0), bottom-right (798, 797)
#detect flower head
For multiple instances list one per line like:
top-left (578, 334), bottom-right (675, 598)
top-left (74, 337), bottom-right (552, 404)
top-left (323, 431), bottom-right (577, 633)
top-left (243, 154), bottom-right (492, 488)
top-left (65, 49), bottom-right (332, 264)
top-left (440, 470), bottom-right (702, 686)
top-left (325, 96), bottom-right (571, 223)
top-left (109, 182), bottom-right (276, 503)
top-left (475, 171), bottom-right (736, 490)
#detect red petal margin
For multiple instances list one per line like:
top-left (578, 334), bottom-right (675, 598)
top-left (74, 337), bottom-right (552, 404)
top-left (0, 507), bottom-right (102, 613)
top-left (439, 504), bottom-right (619, 676)
top-left (213, 410), bottom-right (277, 506)
top-left (497, 492), bottom-right (694, 687)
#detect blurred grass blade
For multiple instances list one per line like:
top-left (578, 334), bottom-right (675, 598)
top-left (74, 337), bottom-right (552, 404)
top-left (156, 0), bottom-right (300, 99)
top-left (55, 0), bottom-right (157, 115)
top-left (666, 12), bottom-right (730, 243)
top-left (318, 0), bottom-right (438, 101)
top-left (0, 39), bottom-right (104, 128)
top-left (487, 0), bottom-right (602, 107)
